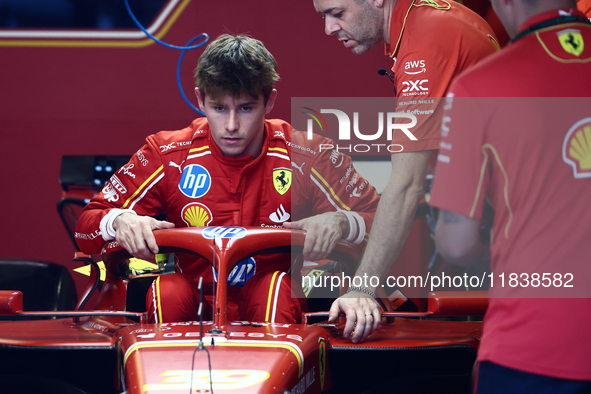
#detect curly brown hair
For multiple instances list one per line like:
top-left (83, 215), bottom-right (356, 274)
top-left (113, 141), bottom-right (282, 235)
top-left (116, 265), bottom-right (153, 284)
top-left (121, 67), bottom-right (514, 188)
top-left (195, 34), bottom-right (280, 104)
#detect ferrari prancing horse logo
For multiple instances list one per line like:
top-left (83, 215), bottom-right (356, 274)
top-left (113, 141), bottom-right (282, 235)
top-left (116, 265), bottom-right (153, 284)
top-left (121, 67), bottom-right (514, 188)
top-left (557, 29), bottom-right (584, 57)
top-left (273, 167), bottom-right (292, 195)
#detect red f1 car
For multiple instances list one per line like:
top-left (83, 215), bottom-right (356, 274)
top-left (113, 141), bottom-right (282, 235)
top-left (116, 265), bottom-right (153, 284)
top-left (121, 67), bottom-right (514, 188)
top-left (0, 224), bottom-right (487, 394)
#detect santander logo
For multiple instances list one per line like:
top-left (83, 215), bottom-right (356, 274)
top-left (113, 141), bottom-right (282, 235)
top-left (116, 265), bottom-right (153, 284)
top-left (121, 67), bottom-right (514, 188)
top-left (269, 204), bottom-right (290, 223)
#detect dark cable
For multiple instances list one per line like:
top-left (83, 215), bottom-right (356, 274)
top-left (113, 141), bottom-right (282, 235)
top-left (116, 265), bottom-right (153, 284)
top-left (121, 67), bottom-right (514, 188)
top-left (74, 255), bottom-right (101, 323)
top-left (378, 68), bottom-right (397, 96)
top-left (198, 277), bottom-right (204, 350)
top-left (189, 277), bottom-right (214, 394)
top-left (189, 344), bottom-right (213, 394)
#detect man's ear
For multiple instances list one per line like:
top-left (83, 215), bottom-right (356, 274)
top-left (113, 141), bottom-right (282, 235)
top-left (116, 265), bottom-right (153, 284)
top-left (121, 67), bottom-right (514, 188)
top-left (195, 87), bottom-right (206, 113)
top-left (265, 89), bottom-right (278, 115)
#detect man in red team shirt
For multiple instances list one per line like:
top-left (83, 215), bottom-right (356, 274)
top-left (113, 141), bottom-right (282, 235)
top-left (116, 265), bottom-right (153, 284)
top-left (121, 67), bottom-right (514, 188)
top-left (430, 0), bottom-right (591, 391)
top-left (311, 0), bottom-right (499, 342)
top-left (75, 34), bottom-right (380, 324)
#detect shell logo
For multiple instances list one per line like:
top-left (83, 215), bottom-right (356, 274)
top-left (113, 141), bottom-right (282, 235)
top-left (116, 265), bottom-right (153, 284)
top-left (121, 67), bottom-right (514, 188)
top-left (563, 118), bottom-right (591, 178)
top-left (181, 203), bottom-right (213, 227)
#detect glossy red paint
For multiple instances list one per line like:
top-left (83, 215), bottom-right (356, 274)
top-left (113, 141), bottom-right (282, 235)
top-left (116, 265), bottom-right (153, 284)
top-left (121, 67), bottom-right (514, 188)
top-left (0, 228), bottom-right (485, 393)
top-left (0, 291), bottom-right (22, 315)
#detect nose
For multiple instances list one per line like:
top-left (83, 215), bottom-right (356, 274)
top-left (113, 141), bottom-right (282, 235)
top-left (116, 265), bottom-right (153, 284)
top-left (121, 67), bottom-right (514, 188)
top-left (226, 110), bottom-right (239, 132)
top-left (325, 17), bottom-right (341, 36)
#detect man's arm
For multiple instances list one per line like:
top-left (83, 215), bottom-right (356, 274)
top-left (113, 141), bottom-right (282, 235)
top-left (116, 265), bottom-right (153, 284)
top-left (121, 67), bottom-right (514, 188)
top-left (434, 209), bottom-right (486, 266)
top-left (113, 212), bottom-right (175, 261)
top-left (284, 136), bottom-right (380, 262)
top-left (283, 211), bottom-right (350, 262)
top-left (75, 139), bottom-right (172, 256)
top-left (328, 150), bottom-right (431, 343)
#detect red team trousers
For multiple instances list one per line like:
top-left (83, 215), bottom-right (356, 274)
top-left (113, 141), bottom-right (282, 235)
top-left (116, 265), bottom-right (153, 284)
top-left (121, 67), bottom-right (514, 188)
top-left (145, 271), bottom-right (303, 324)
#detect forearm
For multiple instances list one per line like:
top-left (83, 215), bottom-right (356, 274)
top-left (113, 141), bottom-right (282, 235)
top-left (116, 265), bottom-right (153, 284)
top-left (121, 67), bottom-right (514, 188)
top-left (76, 139), bottom-right (165, 254)
top-left (347, 150), bottom-right (431, 293)
top-left (75, 204), bottom-right (114, 254)
top-left (353, 175), bottom-right (424, 291)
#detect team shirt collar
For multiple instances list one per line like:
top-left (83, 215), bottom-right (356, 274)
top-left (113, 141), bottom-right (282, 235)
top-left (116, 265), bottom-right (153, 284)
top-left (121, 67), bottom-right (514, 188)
top-left (516, 8), bottom-right (585, 36)
top-left (385, 0), bottom-right (452, 58)
top-left (385, 0), bottom-right (415, 58)
top-left (206, 121), bottom-right (271, 167)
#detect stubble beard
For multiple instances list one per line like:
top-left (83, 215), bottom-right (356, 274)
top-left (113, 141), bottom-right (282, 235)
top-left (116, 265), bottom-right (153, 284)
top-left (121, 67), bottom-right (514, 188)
top-left (349, 7), bottom-right (383, 55)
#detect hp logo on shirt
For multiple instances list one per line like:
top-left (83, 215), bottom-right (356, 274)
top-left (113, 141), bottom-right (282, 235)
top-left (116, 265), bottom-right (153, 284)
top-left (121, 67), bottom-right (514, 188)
top-left (202, 226), bottom-right (247, 239)
top-left (179, 164), bottom-right (211, 198)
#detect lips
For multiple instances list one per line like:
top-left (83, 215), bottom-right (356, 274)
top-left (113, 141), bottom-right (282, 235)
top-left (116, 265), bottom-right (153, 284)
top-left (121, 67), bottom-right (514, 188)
top-left (338, 37), bottom-right (354, 48)
top-left (223, 137), bottom-right (241, 145)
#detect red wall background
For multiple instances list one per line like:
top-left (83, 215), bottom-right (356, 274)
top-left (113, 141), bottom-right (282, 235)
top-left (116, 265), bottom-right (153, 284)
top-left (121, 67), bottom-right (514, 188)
top-left (0, 0), bottom-right (505, 299)
top-left (0, 0), bottom-right (393, 295)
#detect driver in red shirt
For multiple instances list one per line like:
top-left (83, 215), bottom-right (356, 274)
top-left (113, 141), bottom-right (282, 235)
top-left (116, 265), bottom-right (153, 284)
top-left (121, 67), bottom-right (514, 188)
top-left (75, 34), bottom-right (380, 324)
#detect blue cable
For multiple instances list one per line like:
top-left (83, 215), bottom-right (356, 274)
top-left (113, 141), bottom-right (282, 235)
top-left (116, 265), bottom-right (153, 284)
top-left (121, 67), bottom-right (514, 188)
top-left (125, 0), bottom-right (209, 115)
top-left (177, 35), bottom-right (206, 115)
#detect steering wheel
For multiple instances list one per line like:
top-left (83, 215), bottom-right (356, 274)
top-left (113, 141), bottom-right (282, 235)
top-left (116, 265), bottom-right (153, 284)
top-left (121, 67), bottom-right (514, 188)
top-left (100, 227), bottom-right (363, 327)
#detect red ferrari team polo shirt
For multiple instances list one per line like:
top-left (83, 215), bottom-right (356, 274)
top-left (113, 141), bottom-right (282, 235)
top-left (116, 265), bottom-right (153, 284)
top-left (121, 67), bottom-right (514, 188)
top-left (385, 0), bottom-right (499, 153)
top-left (430, 9), bottom-right (591, 380)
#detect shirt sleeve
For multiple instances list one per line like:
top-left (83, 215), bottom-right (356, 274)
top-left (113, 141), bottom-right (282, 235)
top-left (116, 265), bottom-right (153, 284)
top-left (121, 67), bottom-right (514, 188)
top-left (391, 39), bottom-right (458, 152)
top-left (429, 82), bottom-right (489, 220)
top-left (305, 147), bottom-right (380, 246)
top-left (75, 137), bottom-right (166, 254)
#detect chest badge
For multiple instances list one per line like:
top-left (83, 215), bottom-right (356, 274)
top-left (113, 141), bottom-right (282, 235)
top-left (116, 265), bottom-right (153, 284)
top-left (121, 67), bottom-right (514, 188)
top-left (563, 118), bottom-right (591, 178)
top-left (557, 29), bottom-right (584, 57)
top-left (178, 164), bottom-right (211, 198)
top-left (181, 202), bottom-right (213, 227)
top-left (273, 167), bottom-right (292, 195)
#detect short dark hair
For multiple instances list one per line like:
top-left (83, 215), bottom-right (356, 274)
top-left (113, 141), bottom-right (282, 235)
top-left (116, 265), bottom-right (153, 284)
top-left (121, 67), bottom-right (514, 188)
top-left (195, 34), bottom-right (280, 104)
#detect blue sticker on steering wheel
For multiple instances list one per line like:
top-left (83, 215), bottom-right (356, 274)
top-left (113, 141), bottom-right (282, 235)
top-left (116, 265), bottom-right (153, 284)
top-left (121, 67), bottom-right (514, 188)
top-left (202, 226), bottom-right (247, 239)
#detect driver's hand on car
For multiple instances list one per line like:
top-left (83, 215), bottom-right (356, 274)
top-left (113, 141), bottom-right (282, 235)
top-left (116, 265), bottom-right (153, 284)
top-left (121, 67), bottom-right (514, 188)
top-left (282, 212), bottom-right (349, 261)
top-left (113, 213), bottom-right (175, 261)
top-left (328, 292), bottom-right (381, 343)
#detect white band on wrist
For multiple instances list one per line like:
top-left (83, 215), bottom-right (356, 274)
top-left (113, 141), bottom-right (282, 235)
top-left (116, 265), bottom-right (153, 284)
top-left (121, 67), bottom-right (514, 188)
top-left (341, 210), bottom-right (366, 245)
top-left (100, 208), bottom-right (137, 241)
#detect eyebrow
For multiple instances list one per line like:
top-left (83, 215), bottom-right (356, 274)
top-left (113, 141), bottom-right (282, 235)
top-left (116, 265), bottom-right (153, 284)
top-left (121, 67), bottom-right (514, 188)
top-left (317, 7), bottom-right (338, 15)
top-left (235, 100), bottom-right (259, 107)
top-left (209, 100), bottom-right (258, 106)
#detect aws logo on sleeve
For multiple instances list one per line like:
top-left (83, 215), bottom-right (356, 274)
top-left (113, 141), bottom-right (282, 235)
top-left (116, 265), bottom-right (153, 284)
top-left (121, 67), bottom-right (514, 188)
top-left (404, 60), bottom-right (426, 75)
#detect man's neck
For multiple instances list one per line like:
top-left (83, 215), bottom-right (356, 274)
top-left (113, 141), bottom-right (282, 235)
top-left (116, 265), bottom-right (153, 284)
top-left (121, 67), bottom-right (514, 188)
top-left (513, 0), bottom-right (577, 36)
top-left (383, 0), bottom-right (397, 45)
top-left (249, 127), bottom-right (266, 159)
